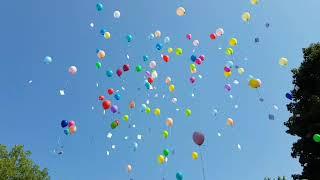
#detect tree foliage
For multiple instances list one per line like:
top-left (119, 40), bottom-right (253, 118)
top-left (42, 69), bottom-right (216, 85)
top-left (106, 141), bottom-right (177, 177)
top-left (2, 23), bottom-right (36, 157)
top-left (285, 43), bottom-right (320, 179)
top-left (0, 145), bottom-right (50, 180)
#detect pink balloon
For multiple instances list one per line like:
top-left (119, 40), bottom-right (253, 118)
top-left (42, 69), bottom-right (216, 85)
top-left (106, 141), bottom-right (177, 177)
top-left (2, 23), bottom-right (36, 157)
top-left (195, 58), bottom-right (202, 65)
top-left (190, 77), bottom-right (196, 84)
top-left (186, 34), bottom-right (192, 40)
top-left (68, 120), bottom-right (76, 127)
top-left (116, 69), bottom-right (123, 77)
top-left (199, 55), bottom-right (205, 61)
top-left (68, 66), bottom-right (77, 75)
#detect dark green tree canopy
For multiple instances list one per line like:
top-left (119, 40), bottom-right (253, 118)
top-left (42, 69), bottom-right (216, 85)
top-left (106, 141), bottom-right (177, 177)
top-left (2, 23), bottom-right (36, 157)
top-left (285, 43), bottom-right (320, 179)
top-left (0, 145), bottom-right (50, 180)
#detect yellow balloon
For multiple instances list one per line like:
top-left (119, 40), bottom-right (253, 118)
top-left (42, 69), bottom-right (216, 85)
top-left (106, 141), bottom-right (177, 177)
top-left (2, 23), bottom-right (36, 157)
top-left (168, 48), bottom-right (173, 53)
top-left (163, 130), bottom-right (169, 139)
top-left (226, 48), bottom-right (234, 56)
top-left (251, 0), bottom-right (259, 5)
top-left (104, 32), bottom-right (111, 39)
top-left (227, 118), bottom-right (234, 126)
top-left (176, 7), bottom-right (186, 16)
top-left (192, 152), bottom-right (199, 160)
top-left (154, 108), bottom-right (161, 116)
top-left (224, 71), bottom-right (232, 78)
top-left (238, 68), bottom-right (245, 75)
top-left (191, 68), bottom-right (197, 74)
top-left (169, 84), bottom-right (175, 92)
top-left (249, 79), bottom-right (261, 89)
top-left (279, 57), bottom-right (288, 67)
top-left (229, 38), bottom-right (238, 47)
top-left (242, 12), bottom-right (251, 22)
top-left (158, 155), bottom-right (165, 164)
top-left (123, 115), bottom-right (129, 122)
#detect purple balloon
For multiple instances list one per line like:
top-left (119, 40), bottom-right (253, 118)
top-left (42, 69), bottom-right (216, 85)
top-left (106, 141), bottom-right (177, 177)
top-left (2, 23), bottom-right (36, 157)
top-left (190, 77), bottom-right (196, 84)
top-left (145, 71), bottom-right (151, 77)
top-left (111, 105), bottom-right (118, 113)
top-left (225, 84), bottom-right (231, 91)
top-left (224, 66), bottom-right (231, 72)
top-left (193, 131), bottom-right (205, 146)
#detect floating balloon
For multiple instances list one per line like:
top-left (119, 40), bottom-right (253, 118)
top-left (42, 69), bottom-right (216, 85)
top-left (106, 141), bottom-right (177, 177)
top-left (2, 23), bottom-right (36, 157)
top-left (313, 134), bottom-right (320, 143)
top-left (100, 29), bottom-right (107, 36)
top-left (185, 109), bottom-right (192, 117)
top-left (111, 105), bottom-right (118, 113)
top-left (168, 48), bottom-right (173, 53)
top-left (145, 82), bottom-right (152, 89)
top-left (106, 70), bottom-right (113, 77)
top-left (129, 101), bottom-right (136, 109)
top-left (254, 37), bottom-right (260, 43)
top-left (64, 129), bottom-right (70, 135)
top-left (164, 36), bottom-right (170, 44)
top-left (210, 33), bottom-right (217, 40)
top-left (285, 93), bottom-right (293, 100)
top-left (104, 32), bottom-right (111, 39)
top-left (176, 172), bottom-right (183, 180)
top-left (163, 130), bottom-right (169, 139)
top-left (154, 30), bottom-right (161, 38)
top-left (165, 77), bottom-right (172, 85)
top-left (229, 38), bottom-right (238, 47)
top-left (226, 48), bottom-right (234, 56)
top-left (249, 79), bottom-right (261, 88)
top-left (123, 64), bottom-right (130, 71)
top-left (190, 55), bottom-right (197, 62)
top-left (114, 94), bottom-right (121, 100)
top-left (69, 125), bottom-right (77, 134)
top-left (127, 164), bottom-right (132, 173)
top-left (143, 55), bottom-right (149, 61)
top-left (113, 10), bottom-right (120, 18)
top-left (279, 57), bottom-right (288, 67)
top-left (227, 118), bottom-right (234, 126)
top-left (126, 34), bottom-right (133, 42)
top-left (107, 88), bottom-right (114, 95)
top-left (116, 69), bottom-right (123, 77)
top-left (176, 48), bottom-right (183, 56)
top-left (96, 3), bottom-right (104, 11)
top-left (186, 34), bottom-right (192, 40)
top-left (163, 149), bottom-right (170, 157)
top-left (68, 66), bottom-right (77, 75)
top-left (96, 62), bottom-right (102, 69)
top-left (192, 152), bottom-right (199, 160)
top-left (176, 7), bottom-right (186, 16)
top-left (98, 95), bottom-right (105, 101)
top-left (102, 100), bottom-right (112, 110)
top-left (166, 118), bottom-right (174, 127)
top-left (225, 84), bottom-right (232, 91)
top-left (225, 61), bottom-right (234, 68)
top-left (148, 33), bottom-right (155, 40)
top-left (190, 77), bottom-right (196, 84)
top-left (238, 68), bottom-right (245, 75)
top-left (169, 84), bottom-right (175, 92)
top-left (146, 107), bottom-right (151, 114)
top-left (171, 98), bottom-right (177, 104)
top-left (158, 155), bottom-right (165, 164)
top-left (265, 22), bottom-right (270, 28)
top-left (199, 55), bottom-right (205, 61)
top-left (193, 40), bottom-right (200, 47)
top-left (251, 0), bottom-right (259, 5)
top-left (136, 65), bottom-right (142, 72)
top-left (44, 56), bottom-right (52, 64)
top-left (193, 131), bottom-right (205, 146)
top-left (68, 121), bottom-right (75, 128)
top-left (224, 67), bottom-right (231, 72)
top-left (148, 77), bottom-right (154, 84)
top-left (224, 71), bottom-right (232, 78)
top-left (242, 12), bottom-right (251, 22)
top-left (149, 61), bottom-right (157, 69)
top-left (156, 43), bottom-right (163, 50)
top-left (61, 120), bottom-right (68, 128)
top-left (123, 115), bottom-right (129, 122)
top-left (154, 108), bottom-right (161, 116)
top-left (111, 121), bottom-right (118, 129)
top-left (163, 55), bottom-right (170, 62)
top-left (151, 70), bottom-right (158, 79)
top-left (216, 28), bottom-right (224, 37)
top-left (195, 58), bottom-right (202, 65)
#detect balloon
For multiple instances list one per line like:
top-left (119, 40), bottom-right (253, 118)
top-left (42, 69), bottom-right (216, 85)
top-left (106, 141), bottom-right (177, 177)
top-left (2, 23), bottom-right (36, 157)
top-left (44, 56), bottom-right (52, 64)
top-left (116, 69), bottom-right (123, 77)
top-left (123, 64), bottom-right (130, 71)
top-left (127, 164), bottom-right (132, 173)
top-left (210, 33), bottom-right (217, 40)
top-left (249, 79), bottom-right (261, 88)
top-left (224, 67), bottom-right (231, 72)
top-left (163, 130), bottom-right (169, 139)
top-left (143, 55), bottom-right (149, 61)
top-left (238, 68), bottom-right (245, 75)
top-left (111, 105), bottom-right (118, 113)
top-left (168, 48), bottom-right (173, 53)
top-left (285, 93), bottom-right (293, 100)
top-left (96, 3), bottom-right (104, 11)
top-left (227, 118), bottom-right (234, 126)
top-left (163, 55), bottom-right (170, 62)
top-left (191, 68), bottom-right (197, 74)
top-left (68, 66), bottom-right (77, 75)
top-left (123, 115), bottom-right (129, 122)
top-left (192, 152), bottom-right (199, 160)
top-left (102, 100), bottom-right (112, 110)
top-left (193, 40), bottom-right (200, 47)
top-left (279, 57), bottom-right (288, 67)
top-left (129, 101), bottom-right (136, 109)
top-left (251, 0), bottom-right (259, 5)
top-left (104, 32), bottom-right (111, 39)
top-left (165, 77), bottom-right (172, 85)
top-left (199, 55), bottom-right (205, 61)
top-left (113, 10), bottom-right (120, 18)
top-left (190, 64), bottom-right (196, 70)
top-left (146, 107), bottom-right (151, 114)
top-left (69, 125), bottom-right (77, 134)
top-left (224, 71), bottom-right (232, 78)
top-left (99, 96), bottom-right (105, 101)
top-left (149, 61), bottom-right (157, 69)
top-left (111, 121), bottom-right (118, 129)
top-left (166, 118), bottom-right (174, 127)
top-left (64, 129), bottom-right (70, 135)
top-left (147, 77), bottom-right (154, 84)
top-left (158, 155), bottom-right (165, 164)
top-left (151, 70), bottom-right (158, 79)
top-left (126, 34), bottom-right (133, 42)
top-left (226, 61), bottom-right (234, 68)
top-left (186, 34), bottom-right (192, 40)
top-left (225, 84), bottom-right (232, 91)
top-left (156, 43), bottom-right (163, 50)
top-left (265, 22), bottom-right (270, 28)
top-left (100, 29), bottom-right (107, 36)
top-left (164, 36), bottom-right (170, 44)
top-left (163, 149), bottom-right (170, 157)
top-left (148, 33), bottom-right (155, 40)
top-left (169, 84), bottom-right (175, 92)
top-left (313, 134), bottom-right (320, 143)
top-left (136, 65), bottom-right (142, 72)
top-left (176, 172), bottom-right (183, 180)
top-left (114, 94), bottom-right (121, 100)
top-left (176, 48), bottom-right (183, 56)
top-left (133, 142), bottom-right (138, 151)
top-left (96, 62), bottom-right (102, 69)
top-left (195, 58), bottom-right (202, 65)
top-left (229, 38), bottom-right (238, 47)
top-left (61, 120), bottom-right (68, 128)
top-left (145, 82), bottom-right (152, 89)
top-left (242, 12), bottom-right (251, 22)
top-left (193, 131), bottom-right (205, 146)
top-left (176, 7), bottom-right (186, 16)
top-left (154, 108), bottom-right (161, 116)
top-left (68, 121), bottom-right (75, 128)
top-left (190, 77), bottom-right (196, 84)
top-left (226, 48), bottom-right (234, 56)
top-left (106, 70), bottom-right (113, 77)
top-left (185, 109), bottom-right (192, 117)
top-left (254, 37), bottom-right (260, 43)
top-left (171, 98), bottom-right (177, 104)
top-left (215, 28), bottom-right (224, 37)
top-left (190, 55), bottom-right (197, 62)
top-left (154, 30), bottom-right (161, 38)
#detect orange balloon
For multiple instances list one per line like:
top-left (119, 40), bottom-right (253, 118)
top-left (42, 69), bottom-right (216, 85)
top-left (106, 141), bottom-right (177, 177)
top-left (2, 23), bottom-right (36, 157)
top-left (166, 118), bottom-right (174, 127)
top-left (69, 125), bottom-right (77, 134)
top-left (227, 118), bottom-right (234, 126)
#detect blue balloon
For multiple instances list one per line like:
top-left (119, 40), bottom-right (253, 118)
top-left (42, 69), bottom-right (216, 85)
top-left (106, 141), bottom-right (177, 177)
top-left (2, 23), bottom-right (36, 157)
top-left (126, 34), bottom-right (133, 42)
top-left (100, 29), bottom-right (107, 36)
top-left (114, 94), bottom-right (121, 100)
top-left (156, 43), bottom-right (163, 50)
top-left (190, 55), bottom-right (197, 62)
top-left (64, 129), bottom-right (70, 135)
top-left (61, 120), bottom-right (68, 128)
top-left (106, 70), bottom-right (113, 77)
top-left (147, 33), bottom-right (155, 40)
top-left (143, 55), bottom-right (149, 61)
top-left (176, 172), bottom-right (183, 180)
top-left (96, 3), bottom-right (104, 11)
top-left (286, 93), bottom-right (293, 100)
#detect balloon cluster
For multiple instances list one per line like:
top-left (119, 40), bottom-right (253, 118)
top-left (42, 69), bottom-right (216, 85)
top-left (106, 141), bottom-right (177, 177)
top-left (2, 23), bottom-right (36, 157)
top-left (61, 120), bottom-right (77, 135)
top-left (98, 88), bottom-right (120, 113)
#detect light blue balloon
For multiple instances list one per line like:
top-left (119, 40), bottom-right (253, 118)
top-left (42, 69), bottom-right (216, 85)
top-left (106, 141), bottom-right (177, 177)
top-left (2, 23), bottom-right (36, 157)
top-left (141, 104), bottom-right (147, 112)
top-left (133, 142), bottom-right (138, 151)
top-left (126, 34), bottom-right (133, 42)
top-left (225, 60), bottom-right (234, 68)
top-left (156, 43), bottom-right (163, 50)
top-left (114, 94), bottom-right (121, 100)
top-left (44, 56), bottom-right (52, 64)
top-left (164, 36), bottom-right (170, 44)
top-left (143, 55), bottom-right (149, 61)
top-left (176, 172), bottom-right (183, 180)
top-left (106, 70), bottom-right (113, 77)
top-left (96, 3), bottom-right (104, 11)
top-left (148, 33), bottom-right (155, 40)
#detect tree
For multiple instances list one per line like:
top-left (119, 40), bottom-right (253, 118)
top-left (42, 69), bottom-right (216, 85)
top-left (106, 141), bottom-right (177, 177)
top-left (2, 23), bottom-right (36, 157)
top-left (0, 145), bottom-right (50, 180)
top-left (285, 43), bottom-right (320, 179)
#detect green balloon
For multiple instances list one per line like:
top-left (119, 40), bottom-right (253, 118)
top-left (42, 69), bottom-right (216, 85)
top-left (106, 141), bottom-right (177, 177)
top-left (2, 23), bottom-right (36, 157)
top-left (175, 48), bottom-right (183, 56)
top-left (136, 65), bottom-right (142, 72)
top-left (163, 149), bottom-right (170, 157)
top-left (96, 62), bottom-right (102, 69)
top-left (163, 130), bottom-right (169, 139)
top-left (146, 107), bottom-right (151, 114)
top-left (111, 122), bottom-right (117, 129)
top-left (313, 134), bottom-right (320, 142)
top-left (185, 109), bottom-right (192, 117)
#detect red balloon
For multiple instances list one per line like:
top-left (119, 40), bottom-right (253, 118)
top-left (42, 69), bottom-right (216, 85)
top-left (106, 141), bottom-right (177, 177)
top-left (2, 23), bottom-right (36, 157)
top-left (99, 95), bottom-right (105, 101)
top-left (123, 64), bottom-right (130, 72)
top-left (163, 55), bottom-right (170, 63)
top-left (210, 33), bottom-right (217, 40)
top-left (193, 131), bottom-right (205, 146)
top-left (107, 88), bottom-right (114, 95)
top-left (116, 69), bottom-right (123, 77)
top-left (148, 77), bottom-right (154, 84)
top-left (102, 100), bottom-right (112, 110)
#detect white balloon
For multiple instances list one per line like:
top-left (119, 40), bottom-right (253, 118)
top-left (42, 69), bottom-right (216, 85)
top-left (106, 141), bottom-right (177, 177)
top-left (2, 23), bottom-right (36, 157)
top-left (193, 40), bottom-right (200, 47)
top-left (113, 10), bottom-right (121, 18)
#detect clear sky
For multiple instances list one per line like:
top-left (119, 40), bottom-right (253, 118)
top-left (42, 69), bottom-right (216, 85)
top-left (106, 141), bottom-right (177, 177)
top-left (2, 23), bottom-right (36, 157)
top-left (1, 0), bottom-right (320, 179)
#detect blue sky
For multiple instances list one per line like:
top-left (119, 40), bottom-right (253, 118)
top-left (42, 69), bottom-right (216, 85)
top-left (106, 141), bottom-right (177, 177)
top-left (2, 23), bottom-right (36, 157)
top-left (1, 0), bottom-right (320, 179)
